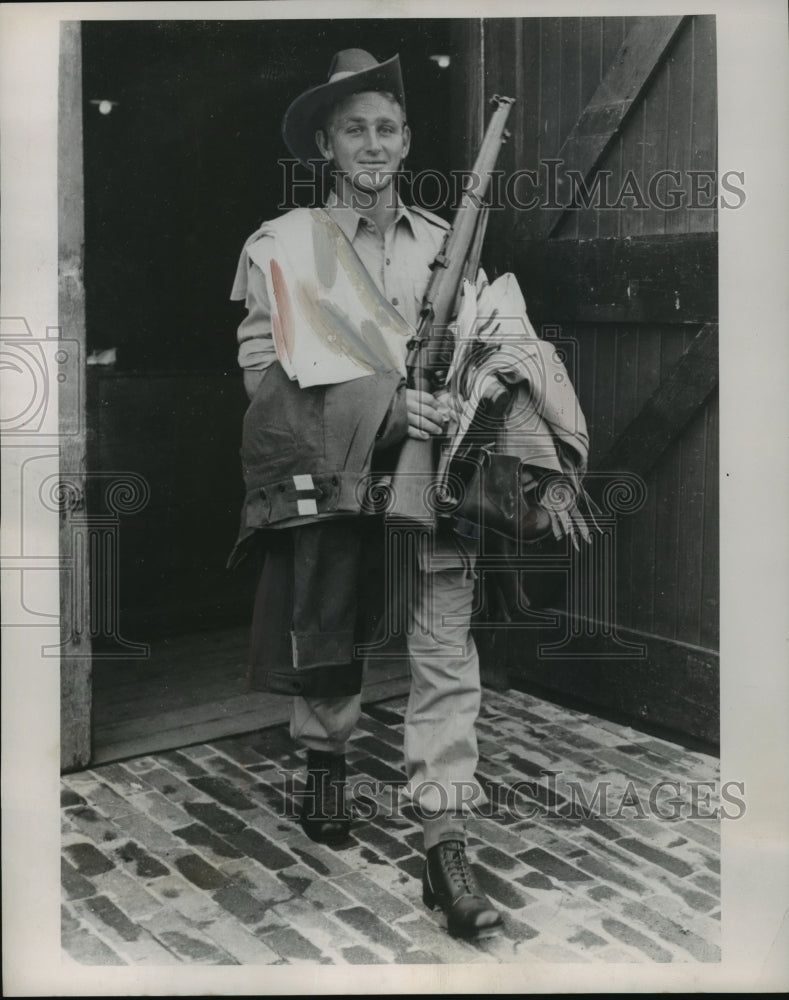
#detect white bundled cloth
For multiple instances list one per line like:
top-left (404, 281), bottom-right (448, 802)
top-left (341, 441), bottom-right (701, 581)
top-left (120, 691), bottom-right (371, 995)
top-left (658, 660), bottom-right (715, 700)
top-left (243, 208), bottom-right (414, 387)
top-left (437, 270), bottom-right (593, 545)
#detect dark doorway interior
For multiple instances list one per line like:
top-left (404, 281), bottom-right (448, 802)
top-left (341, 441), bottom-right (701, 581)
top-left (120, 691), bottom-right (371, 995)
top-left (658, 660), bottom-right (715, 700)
top-left (82, 19), bottom-right (454, 371)
top-left (83, 18), bottom-right (455, 758)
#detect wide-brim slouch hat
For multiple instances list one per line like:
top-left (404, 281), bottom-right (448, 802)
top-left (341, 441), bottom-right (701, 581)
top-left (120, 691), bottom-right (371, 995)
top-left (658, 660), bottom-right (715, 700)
top-left (282, 48), bottom-right (405, 171)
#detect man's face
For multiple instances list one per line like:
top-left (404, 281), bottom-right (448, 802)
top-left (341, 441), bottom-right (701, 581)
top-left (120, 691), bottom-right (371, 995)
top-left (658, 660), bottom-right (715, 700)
top-left (316, 91), bottom-right (410, 196)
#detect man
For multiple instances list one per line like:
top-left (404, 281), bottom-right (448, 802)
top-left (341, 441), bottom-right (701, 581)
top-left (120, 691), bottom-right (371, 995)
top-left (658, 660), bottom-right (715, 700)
top-left (230, 49), bottom-right (503, 940)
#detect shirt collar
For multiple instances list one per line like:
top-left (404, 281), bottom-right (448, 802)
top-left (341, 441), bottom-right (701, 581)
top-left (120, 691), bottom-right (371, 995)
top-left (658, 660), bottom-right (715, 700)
top-left (324, 188), bottom-right (416, 240)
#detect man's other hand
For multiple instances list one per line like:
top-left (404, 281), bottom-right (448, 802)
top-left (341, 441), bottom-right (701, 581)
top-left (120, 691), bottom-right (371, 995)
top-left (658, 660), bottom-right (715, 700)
top-left (406, 388), bottom-right (450, 440)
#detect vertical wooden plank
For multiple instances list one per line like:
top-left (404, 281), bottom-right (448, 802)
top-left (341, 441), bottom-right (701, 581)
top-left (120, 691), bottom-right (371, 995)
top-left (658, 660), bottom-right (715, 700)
top-left (511, 18), bottom-right (541, 241)
top-left (629, 325), bottom-right (663, 634)
top-left (556, 18), bottom-right (581, 239)
top-left (537, 18), bottom-right (563, 173)
top-left (483, 18), bottom-right (518, 274)
top-left (676, 398), bottom-right (707, 645)
top-left (699, 391), bottom-right (719, 647)
top-left (596, 17), bottom-right (626, 238)
top-left (611, 328), bottom-right (640, 627)
top-left (576, 17), bottom-right (604, 240)
top-left (664, 17), bottom-right (693, 234)
top-left (59, 20), bottom-right (92, 771)
top-left (640, 39), bottom-right (671, 235)
top-left (651, 329), bottom-right (688, 640)
top-left (589, 327), bottom-right (617, 466)
top-left (688, 15), bottom-right (717, 234)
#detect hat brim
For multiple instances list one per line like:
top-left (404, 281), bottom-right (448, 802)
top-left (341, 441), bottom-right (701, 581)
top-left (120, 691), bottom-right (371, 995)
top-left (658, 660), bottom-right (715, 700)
top-left (281, 55), bottom-right (405, 171)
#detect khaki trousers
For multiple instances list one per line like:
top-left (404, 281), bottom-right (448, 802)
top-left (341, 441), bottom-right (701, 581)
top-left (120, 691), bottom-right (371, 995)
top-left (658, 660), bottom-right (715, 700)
top-left (290, 541), bottom-right (485, 850)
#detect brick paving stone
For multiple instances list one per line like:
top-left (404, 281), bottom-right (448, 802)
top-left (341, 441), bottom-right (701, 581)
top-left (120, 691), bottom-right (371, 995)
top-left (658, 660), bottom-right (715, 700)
top-left (302, 876), bottom-right (357, 913)
top-left (175, 854), bottom-right (231, 891)
top-left (124, 789), bottom-right (194, 831)
top-left (78, 780), bottom-right (137, 819)
top-left (64, 841), bottom-right (115, 876)
top-left (642, 894), bottom-right (722, 943)
top-left (93, 869), bottom-right (164, 920)
top-left (260, 924), bottom-right (326, 963)
top-left (62, 857), bottom-right (97, 900)
top-left (475, 844), bottom-right (521, 872)
top-left (136, 767), bottom-right (205, 804)
top-left (65, 805), bottom-right (123, 846)
top-left (690, 872), bottom-right (720, 895)
top-left (353, 755), bottom-right (407, 785)
top-left (178, 743), bottom-right (217, 760)
top-left (565, 927), bottom-right (609, 951)
top-left (516, 936), bottom-right (591, 963)
top-left (572, 852), bottom-right (651, 896)
top-left (675, 819), bottom-right (720, 851)
top-left (391, 915), bottom-right (486, 964)
top-left (212, 884), bottom-right (274, 925)
top-left (351, 821), bottom-right (412, 860)
top-left (396, 854), bottom-right (425, 880)
top-left (587, 885), bottom-right (720, 962)
top-left (113, 839), bottom-right (171, 879)
top-left (353, 733), bottom-right (405, 764)
top-left (140, 910), bottom-right (240, 964)
top-left (71, 896), bottom-right (181, 964)
top-left (200, 916), bottom-right (282, 964)
top-left (189, 775), bottom-right (258, 811)
top-left (62, 770), bottom-right (103, 790)
top-left (335, 905), bottom-right (412, 956)
top-left (199, 753), bottom-right (279, 797)
top-left (472, 863), bottom-right (533, 909)
top-left (517, 847), bottom-right (591, 884)
top-left (617, 837), bottom-right (693, 876)
top-left (225, 827), bottom-right (297, 871)
top-left (599, 916), bottom-right (674, 962)
top-left (61, 788), bottom-right (86, 808)
top-left (333, 870), bottom-right (414, 922)
top-left (232, 857), bottom-right (314, 904)
top-left (576, 833), bottom-right (718, 912)
top-left (517, 871), bottom-right (559, 892)
top-left (353, 712), bottom-right (405, 746)
top-left (341, 944), bottom-right (386, 964)
top-left (173, 822), bottom-right (245, 861)
top-left (467, 817), bottom-right (534, 855)
top-left (362, 704), bottom-right (404, 727)
top-left (92, 762), bottom-right (153, 795)
top-left (290, 841), bottom-right (353, 877)
top-left (159, 749), bottom-right (211, 779)
top-left (182, 800), bottom-right (248, 836)
top-left (145, 873), bottom-right (223, 924)
top-left (62, 924), bottom-right (127, 965)
top-left (274, 896), bottom-right (365, 956)
top-left (207, 737), bottom-right (270, 767)
top-left (124, 757), bottom-right (159, 774)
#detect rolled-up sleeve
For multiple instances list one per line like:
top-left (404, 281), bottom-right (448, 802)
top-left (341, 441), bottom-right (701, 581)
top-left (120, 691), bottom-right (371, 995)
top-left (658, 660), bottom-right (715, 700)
top-left (232, 239), bottom-right (278, 374)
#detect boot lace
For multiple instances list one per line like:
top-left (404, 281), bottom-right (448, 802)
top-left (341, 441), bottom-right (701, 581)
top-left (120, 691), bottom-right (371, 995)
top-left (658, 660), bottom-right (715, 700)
top-left (441, 842), bottom-right (478, 896)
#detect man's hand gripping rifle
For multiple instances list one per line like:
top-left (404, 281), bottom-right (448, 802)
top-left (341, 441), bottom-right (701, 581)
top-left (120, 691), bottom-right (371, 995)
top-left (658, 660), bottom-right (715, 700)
top-left (387, 95), bottom-right (515, 523)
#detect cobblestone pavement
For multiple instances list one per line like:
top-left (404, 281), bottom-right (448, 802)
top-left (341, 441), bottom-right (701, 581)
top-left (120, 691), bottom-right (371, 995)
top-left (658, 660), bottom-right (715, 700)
top-left (61, 688), bottom-right (721, 966)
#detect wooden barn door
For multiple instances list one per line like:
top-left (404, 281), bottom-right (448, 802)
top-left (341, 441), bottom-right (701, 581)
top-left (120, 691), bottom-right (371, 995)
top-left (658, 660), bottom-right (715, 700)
top-left (458, 16), bottom-right (719, 745)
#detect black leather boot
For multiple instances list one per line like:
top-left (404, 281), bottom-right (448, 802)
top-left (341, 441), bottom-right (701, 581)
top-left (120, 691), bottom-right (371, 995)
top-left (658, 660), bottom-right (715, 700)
top-left (298, 749), bottom-right (351, 846)
top-left (422, 840), bottom-right (504, 939)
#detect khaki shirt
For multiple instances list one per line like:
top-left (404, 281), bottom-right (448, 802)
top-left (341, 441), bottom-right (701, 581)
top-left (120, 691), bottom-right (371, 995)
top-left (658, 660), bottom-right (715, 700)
top-left (234, 191), bottom-right (449, 372)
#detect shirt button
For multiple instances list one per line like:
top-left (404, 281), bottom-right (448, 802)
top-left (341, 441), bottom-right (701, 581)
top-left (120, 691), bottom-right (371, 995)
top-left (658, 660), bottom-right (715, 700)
top-left (385, 258), bottom-right (391, 265)
top-left (391, 297), bottom-right (399, 306)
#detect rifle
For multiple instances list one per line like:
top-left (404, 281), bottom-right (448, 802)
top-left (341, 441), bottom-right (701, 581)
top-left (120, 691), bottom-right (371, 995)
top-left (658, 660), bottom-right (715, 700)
top-left (387, 94), bottom-right (515, 523)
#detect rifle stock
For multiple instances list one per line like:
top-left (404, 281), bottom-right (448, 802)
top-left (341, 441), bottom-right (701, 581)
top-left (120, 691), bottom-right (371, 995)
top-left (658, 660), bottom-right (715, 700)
top-left (387, 95), bottom-right (515, 524)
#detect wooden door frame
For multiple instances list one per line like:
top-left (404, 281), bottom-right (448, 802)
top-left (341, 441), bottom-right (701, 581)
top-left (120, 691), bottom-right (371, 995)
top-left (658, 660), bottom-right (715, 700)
top-left (59, 20), bottom-right (92, 771)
